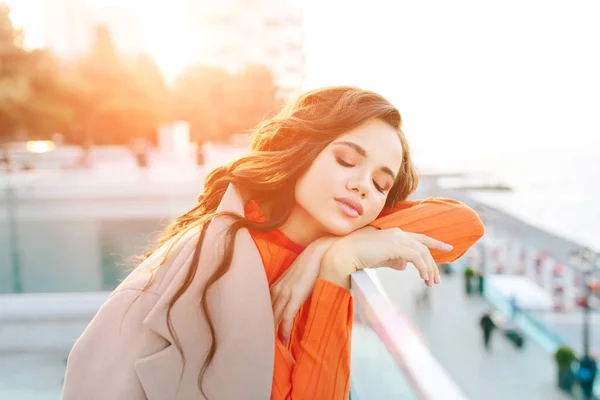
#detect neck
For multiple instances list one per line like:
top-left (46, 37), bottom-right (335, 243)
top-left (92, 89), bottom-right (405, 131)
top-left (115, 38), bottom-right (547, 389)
top-left (279, 205), bottom-right (326, 247)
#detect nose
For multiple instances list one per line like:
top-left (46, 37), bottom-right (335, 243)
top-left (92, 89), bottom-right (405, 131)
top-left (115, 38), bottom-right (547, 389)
top-left (347, 175), bottom-right (369, 199)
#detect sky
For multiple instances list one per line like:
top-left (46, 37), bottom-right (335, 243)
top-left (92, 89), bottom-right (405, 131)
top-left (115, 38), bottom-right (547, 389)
top-left (300, 0), bottom-right (600, 154)
top-left (6, 0), bottom-right (600, 155)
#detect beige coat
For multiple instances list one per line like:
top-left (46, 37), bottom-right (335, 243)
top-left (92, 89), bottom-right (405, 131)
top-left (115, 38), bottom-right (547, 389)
top-left (62, 184), bottom-right (275, 399)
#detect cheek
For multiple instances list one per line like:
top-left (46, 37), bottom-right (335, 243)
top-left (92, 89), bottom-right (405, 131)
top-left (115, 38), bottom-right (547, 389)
top-left (363, 198), bottom-right (386, 223)
top-left (297, 154), bottom-right (335, 190)
top-left (294, 158), bottom-right (328, 207)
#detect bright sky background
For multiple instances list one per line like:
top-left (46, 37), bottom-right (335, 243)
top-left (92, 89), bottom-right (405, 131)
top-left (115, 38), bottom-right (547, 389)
top-left (6, 0), bottom-right (600, 156)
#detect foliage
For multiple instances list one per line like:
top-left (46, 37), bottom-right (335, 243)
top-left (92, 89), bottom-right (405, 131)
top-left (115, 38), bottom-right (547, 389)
top-left (464, 267), bottom-right (476, 278)
top-left (554, 346), bottom-right (576, 367)
top-left (0, 4), bottom-right (280, 145)
top-left (0, 4), bottom-right (79, 141)
top-left (69, 25), bottom-right (166, 145)
top-left (172, 64), bottom-right (279, 143)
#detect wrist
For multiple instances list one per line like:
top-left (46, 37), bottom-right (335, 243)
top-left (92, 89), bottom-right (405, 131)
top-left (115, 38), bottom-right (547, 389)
top-left (319, 243), bottom-right (353, 289)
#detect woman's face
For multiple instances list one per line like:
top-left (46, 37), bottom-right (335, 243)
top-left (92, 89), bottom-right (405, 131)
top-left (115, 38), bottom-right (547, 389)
top-left (294, 118), bottom-right (404, 237)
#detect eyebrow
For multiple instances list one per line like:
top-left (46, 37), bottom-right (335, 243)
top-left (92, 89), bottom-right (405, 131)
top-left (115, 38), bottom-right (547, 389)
top-left (333, 141), bottom-right (397, 181)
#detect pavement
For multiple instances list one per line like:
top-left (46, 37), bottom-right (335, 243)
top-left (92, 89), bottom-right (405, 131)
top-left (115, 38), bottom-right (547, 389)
top-left (0, 270), bottom-right (589, 400)
top-left (0, 261), bottom-right (594, 399)
top-left (377, 267), bottom-right (577, 400)
top-left (529, 309), bottom-right (600, 356)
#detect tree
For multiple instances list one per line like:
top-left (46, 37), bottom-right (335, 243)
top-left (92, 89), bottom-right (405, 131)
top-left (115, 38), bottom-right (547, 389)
top-left (0, 3), bottom-right (76, 142)
top-left (0, 2), bottom-right (30, 140)
top-left (228, 64), bottom-right (279, 133)
top-left (171, 64), bottom-right (280, 143)
top-left (20, 49), bottom-right (78, 139)
top-left (72, 25), bottom-right (167, 145)
top-left (129, 53), bottom-right (170, 142)
top-left (171, 65), bottom-right (231, 142)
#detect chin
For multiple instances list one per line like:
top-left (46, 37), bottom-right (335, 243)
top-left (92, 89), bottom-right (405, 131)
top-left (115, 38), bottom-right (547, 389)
top-left (320, 216), bottom-right (361, 237)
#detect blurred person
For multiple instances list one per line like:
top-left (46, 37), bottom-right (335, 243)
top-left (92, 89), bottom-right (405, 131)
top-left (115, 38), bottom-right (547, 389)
top-left (578, 352), bottom-right (597, 399)
top-left (439, 262), bottom-right (452, 275)
top-left (131, 137), bottom-right (150, 168)
top-left (0, 150), bottom-right (10, 172)
top-left (62, 86), bottom-right (485, 400)
top-left (78, 140), bottom-right (93, 169)
top-left (480, 309), bottom-right (496, 350)
top-left (196, 140), bottom-right (206, 165)
top-left (415, 285), bottom-right (431, 308)
top-left (509, 292), bottom-right (519, 320)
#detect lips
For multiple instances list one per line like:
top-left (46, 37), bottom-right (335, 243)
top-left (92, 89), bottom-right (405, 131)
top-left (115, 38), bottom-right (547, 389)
top-left (334, 197), bottom-right (364, 218)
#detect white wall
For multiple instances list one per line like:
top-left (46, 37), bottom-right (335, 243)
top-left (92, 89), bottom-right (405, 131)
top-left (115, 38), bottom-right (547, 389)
top-left (0, 190), bottom-right (197, 294)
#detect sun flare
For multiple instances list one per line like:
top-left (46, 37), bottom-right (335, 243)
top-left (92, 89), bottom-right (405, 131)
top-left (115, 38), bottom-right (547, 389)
top-left (5, 0), bottom-right (200, 81)
top-left (141, 1), bottom-right (196, 81)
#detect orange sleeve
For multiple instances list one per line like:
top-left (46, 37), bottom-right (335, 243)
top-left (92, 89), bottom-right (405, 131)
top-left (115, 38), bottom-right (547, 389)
top-left (271, 279), bottom-right (353, 400)
top-left (370, 197), bottom-right (485, 263)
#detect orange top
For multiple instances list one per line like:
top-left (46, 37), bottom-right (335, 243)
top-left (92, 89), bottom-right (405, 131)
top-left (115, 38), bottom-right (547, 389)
top-left (245, 197), bottom-right (484, 400)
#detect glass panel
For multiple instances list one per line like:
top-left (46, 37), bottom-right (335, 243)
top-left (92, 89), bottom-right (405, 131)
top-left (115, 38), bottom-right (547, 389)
top-left (350, 321), bottom-right (418, 399)
top-left (99, 219), bottom-right (166, 290)
top-left (350, 270), bottom-right (468, 400)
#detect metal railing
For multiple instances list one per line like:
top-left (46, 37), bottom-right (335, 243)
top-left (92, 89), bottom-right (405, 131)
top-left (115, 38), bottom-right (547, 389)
top-left (350, 269), bottom-right (468, 400)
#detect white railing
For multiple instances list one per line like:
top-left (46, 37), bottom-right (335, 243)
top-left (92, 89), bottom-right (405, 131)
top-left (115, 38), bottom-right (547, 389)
top-left (350, 269), bottom-right (469, 400)
top-left (0, 292), bottom-right (109, 352)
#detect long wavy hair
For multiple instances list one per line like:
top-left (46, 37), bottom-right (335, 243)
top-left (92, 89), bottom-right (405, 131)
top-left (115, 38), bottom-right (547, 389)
top-left (140, 86), bottom-right (419, 397)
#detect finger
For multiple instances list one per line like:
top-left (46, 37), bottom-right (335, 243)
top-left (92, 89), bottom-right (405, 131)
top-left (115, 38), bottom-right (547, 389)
top-left (433, 262), bottom-right (441, 284)
top-left (392, 232), bottom-right (436, 282)
top-left (272, 291), bottom-right (291, 330)
top-left (420, 245), bottom-right (436, 287)
top-left (281, 292), bottom-right (304, 346)
top-left (414, 234), bottom-right (454, 252)
top-left (406, 241), bottom-right (432, 283)
top-left (398, 244), bottom-right (429, 281)
top-left (272, 298), bottom-right (283, 330)
top-left (428, 261), bottom-right (436, 287)
top-left (281, 304), bottom-right (297, 346)
top-left (410, 237), bottom-right (443, 286)
top-left (421, 247), bottom-right (440, 285)
top-left (269, 285), bottom-right (278, 303)
top-left (422, 245), bottom-right (437, 286)
top-left (409, 240), bottom-right (435, 286)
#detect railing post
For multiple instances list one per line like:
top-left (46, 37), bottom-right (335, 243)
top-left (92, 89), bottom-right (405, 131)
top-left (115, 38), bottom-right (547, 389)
top-left (5, 175), bottom-right (23, 293)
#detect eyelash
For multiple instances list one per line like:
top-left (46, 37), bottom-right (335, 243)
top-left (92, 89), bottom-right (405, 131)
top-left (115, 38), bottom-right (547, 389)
top-left (335, 157), bottom-right (353, 168)
top-left (335, 157), bottom-right (386, 194)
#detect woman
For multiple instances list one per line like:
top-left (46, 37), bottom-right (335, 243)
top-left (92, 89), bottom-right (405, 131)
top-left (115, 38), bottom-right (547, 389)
top-left (62, 86), bottom-right (484, 400)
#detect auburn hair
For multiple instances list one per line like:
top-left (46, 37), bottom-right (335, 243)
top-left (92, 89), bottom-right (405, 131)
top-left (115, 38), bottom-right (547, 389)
top-left (139, 86), bottom-right (418, 397)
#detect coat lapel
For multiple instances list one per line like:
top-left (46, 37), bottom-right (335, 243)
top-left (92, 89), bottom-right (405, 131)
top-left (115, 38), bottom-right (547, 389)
top-left (135, 184), bottom-right (275, 399)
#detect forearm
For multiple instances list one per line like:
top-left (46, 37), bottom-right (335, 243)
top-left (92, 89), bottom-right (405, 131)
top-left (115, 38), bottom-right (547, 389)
top-left (372, 199), bottom-right (484, 263)
top-left (318, 227), bottom-right (379, 289)
top-left (318, 251), bottom-right (352, 289)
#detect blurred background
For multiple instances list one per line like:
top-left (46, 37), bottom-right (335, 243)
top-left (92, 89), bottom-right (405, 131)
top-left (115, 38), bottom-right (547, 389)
top-left (0, 0), bottom-right (598, 399)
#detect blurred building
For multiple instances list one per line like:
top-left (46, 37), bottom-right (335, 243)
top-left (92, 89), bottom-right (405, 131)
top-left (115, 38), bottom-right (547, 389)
top-left (42, 0), bottom-right (144, 60)
top-left (186, 0), bottom-right (305, 98)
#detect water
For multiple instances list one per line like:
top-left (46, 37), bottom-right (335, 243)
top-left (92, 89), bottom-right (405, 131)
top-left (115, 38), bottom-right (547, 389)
top-left (413, 144), bottom-right (600, 251)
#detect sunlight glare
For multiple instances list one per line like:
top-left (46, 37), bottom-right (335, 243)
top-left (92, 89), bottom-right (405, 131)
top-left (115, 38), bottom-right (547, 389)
top-left (141, 1), bottom-right (196, 82)
top-left (4, 0), bottom-right (45, 49)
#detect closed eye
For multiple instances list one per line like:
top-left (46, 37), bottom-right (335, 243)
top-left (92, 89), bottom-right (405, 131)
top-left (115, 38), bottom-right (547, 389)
top-left (335, 157), bottom-right (354, 168)
top-left (373, 180), bottom-right (385, 193)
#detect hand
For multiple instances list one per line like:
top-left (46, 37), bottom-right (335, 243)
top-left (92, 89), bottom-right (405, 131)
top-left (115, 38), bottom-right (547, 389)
top-left (270, 237), bottom-right (336, 346)
top-left (320, 226), bottom-right (453, 288)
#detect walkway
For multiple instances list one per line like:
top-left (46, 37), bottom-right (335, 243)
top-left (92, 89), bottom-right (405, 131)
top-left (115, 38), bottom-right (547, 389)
top-left (377, 267), bottom-right (574, 400)
top-left (0, 270), bottom-right (586, 400)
